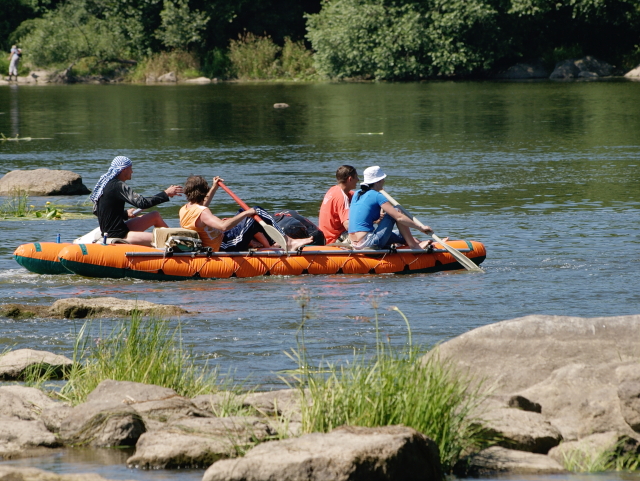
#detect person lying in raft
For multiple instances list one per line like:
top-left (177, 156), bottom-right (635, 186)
top-left (180, 175), bottom-right (313, 252)
top-left (90, 156), bottom-right (183, 246)
top-left (348, 166), bottom-right (433, 250)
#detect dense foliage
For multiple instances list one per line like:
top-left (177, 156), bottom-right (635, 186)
top-left (306, 0), bottom-right (640, 79)
top-left (2, 0), bottom-right (640, 80)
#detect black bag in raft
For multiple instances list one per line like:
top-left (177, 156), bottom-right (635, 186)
top-left (274, 210), bottom-right (325, 246)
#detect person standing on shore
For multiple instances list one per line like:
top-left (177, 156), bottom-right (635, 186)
top-left (318, 165), bottom-right (359, 244)
top-left (8, 47), bottom-right (21, 81)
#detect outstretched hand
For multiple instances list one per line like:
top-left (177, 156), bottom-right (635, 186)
top-left (165, 185), bottom-right (183, 197)
top-left (212, 176), bottom-right (223, 188)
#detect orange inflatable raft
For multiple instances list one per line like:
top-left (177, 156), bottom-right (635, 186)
top-left (14, 241), bottom-right (486, 280)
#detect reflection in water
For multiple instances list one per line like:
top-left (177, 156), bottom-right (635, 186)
top-left (9, 84), bottom-right (19, 137)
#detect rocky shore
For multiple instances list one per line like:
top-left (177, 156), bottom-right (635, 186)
top-left (2, 313), bottom-right (640, 480)
top-left (3, 55), bottom-right (640, 85)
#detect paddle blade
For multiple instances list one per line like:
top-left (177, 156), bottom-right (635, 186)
top-left (261, 222), bottom-right (288, 253)
top-left (432, 234), bottom-right (484, 272)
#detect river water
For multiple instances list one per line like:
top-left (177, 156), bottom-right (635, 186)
top-left (0, 80), bottom-right (639, 480)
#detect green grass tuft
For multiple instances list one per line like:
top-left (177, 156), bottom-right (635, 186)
top-left (285, 292), bottom-right (489, 472)
top-left (60, 312), bottom-right (219, 404)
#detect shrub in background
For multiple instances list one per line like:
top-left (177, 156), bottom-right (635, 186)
top-left (229, 32), bottom-right (281, 79)
top-left (226, 33), bottom-right (316, 80)
top-left (129, 50), bottom-right (201, 82)
top-left (202, 48), bottom-right (232, 79)
top-left (281, 37), bottom-right (316, 79)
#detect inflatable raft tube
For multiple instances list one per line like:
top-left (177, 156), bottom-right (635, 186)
top-left (13, 242), bottom-right (71, 275)
top-left (54, 241), bottom-right (486, 281)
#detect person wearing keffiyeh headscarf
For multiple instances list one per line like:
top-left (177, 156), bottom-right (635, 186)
top-left (92, 156), bottom-right (183, 246)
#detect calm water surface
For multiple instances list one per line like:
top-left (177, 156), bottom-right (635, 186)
top-left (0, 81), bottom-right (639, 480)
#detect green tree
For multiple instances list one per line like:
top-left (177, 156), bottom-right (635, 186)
top-left (306, 0), bottom-right (499, 80)
top-left (14, 0), bottom-right (131, 67)
top-left (155, 0), bottom-right (210, 50)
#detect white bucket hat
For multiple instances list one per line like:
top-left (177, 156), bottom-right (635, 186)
top-left (362, 166), bottom-right (387, 185)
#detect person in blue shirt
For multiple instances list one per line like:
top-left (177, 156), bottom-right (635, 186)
top-left (348, 166), bottom-right (433, 250)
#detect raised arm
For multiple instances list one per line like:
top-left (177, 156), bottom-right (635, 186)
top-left (199, 206), bottom-right (257, 232)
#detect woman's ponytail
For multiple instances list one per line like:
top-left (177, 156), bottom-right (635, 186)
top-left (355, 183), bottom-right (371, 202)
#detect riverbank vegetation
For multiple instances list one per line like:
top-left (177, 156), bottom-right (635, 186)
top-left (2, 0), bottom-right (640, 81)
top-left (0, 191), bottom-right (80, 220)
top-left (58, 313), bottom-right (221, 404)
top-left (285, 290), bottom-right (490, 471)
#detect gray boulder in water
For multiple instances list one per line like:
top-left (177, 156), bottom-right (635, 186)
top-left (0, 169), bottom-right (90, 196)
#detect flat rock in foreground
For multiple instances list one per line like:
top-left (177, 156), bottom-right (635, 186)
top-left (0, 465), bottom-right (134, 480)
top-left (0, 349), bottom-right (73, 380)
top-left (49, 297), bottom-right (190, 318)
top-left (0, 169), bottom-right (90, 196)
top-left (203, 425), bottom-right (442, 481)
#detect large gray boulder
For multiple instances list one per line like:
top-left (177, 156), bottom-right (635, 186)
top-left (0, 169), bottom-right (90, 196)
top-left (550, 56), bottom-right (612, 79)
top-left (431, 314), bottom-right (640, 472)
top-left (433, 314), bottom-right (640, 394)
top-left (0, 417), bottom-right (60, 458)
top-left (0, 465), bottom-right (133, 480)
top-left (202, 425), bottom-right (442, 481)
top-left (0, 385), bottom-right (60, 420)
top-left (456, 446), bottom-right (565, 476)
top-left (127, 416), bottom-right (273, 469)
top-left (0, 349), bottom-right (73, 380)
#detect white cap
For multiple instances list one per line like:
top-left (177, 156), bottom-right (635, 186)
top-left (362, 166), bottom-right (387, 185)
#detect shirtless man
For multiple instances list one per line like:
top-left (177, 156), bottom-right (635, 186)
top-left (90, 156), bottom-right (183, 246)
top-left (318, 165), bottom-right (359, 244)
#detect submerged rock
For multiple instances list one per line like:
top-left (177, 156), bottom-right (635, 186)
top-left (0, 169), bottom-right (90, 196)
top-left (202, 425), bottom-right (442, 481)
top-left (49, 297), bottom-right (190, 318)
top-left (0, 465), bottom-right (133, 480)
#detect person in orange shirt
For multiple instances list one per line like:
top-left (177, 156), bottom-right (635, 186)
top-left (318, 165), bottom-right (359, 244)
top-left (180, 175), bottom-right (312, 252)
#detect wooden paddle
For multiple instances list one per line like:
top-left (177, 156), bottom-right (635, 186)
top-left (217, 181), bottom-right (289, 253)
top-left (73, 208), bottom-right (142, 244)
top-left (380, 189), bottom-right (484, 273)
